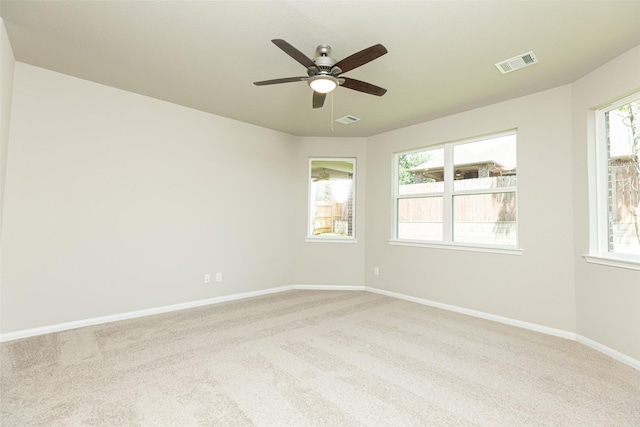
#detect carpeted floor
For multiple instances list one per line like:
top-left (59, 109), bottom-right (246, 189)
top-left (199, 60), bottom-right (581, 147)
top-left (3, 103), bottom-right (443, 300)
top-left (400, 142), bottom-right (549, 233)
top-left (1, 290), bottom-right (639, 426)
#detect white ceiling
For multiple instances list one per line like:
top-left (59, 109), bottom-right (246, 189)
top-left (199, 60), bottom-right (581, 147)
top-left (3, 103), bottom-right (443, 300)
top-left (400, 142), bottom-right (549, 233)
top-left (2, 1), bottom-right (640, 137)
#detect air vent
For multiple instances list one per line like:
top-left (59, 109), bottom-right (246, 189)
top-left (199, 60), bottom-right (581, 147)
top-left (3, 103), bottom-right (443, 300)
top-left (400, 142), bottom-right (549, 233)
top-left (495, 51), bottom-right (538, 74)
top-left (335, 115), bottom-right (360, 125)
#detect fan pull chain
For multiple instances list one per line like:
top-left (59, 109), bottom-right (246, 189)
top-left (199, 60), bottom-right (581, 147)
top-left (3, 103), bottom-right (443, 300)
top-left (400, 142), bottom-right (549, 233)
top-left (330, 91), bottom-right (334, 131)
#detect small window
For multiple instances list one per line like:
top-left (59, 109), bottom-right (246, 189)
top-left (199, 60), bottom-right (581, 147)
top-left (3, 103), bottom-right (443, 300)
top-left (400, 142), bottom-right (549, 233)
top-left (592, 92), bottom-right (640, 260)
top-left (394, 131), bottom-right (518, 249)
top-left (308, 158), bottom-right (355, 241)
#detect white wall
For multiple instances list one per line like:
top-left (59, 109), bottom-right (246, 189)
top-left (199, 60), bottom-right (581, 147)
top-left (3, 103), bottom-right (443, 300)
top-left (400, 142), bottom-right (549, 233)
top-left (291, 137), bottom-right (367, 286)
top-left (1, 63), bottom-right (298, 333)
top-left (572, 45), bottom-right (640, 361)
top-left (0, 18), bottom-right (15, 236)
top-left (365, 86), bottom-right (577, 333)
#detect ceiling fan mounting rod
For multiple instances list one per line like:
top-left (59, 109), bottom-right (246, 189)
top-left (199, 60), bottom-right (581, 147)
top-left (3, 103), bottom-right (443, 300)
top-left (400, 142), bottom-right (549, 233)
top-left (315, 44), bottom-right (332, 56)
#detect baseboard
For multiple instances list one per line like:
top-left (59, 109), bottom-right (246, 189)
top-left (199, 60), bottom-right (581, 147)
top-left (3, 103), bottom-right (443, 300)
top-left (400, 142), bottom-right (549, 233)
top-left (2, 284), bottom-right (637, 371)
top-left (366, 286), bottom-right (639, 370)
top-left (0, 284), bottom-right (362, 343)
top-left (576, 335), bottom-right (640, 370)
top-left (365, 287), bottom-right (577, 340)
top-left (0, 285), bottom-right (296, 343)
top-left (292, 284), bottom-right (366, 291)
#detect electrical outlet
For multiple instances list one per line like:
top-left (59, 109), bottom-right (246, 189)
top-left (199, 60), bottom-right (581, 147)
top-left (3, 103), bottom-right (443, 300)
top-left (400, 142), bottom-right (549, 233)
top-left (374, 267), bottom-right (379, 276)
top-left (216, 273), bottom-right (222, 282)
top-left (204, 274), bottom-right (211, 283)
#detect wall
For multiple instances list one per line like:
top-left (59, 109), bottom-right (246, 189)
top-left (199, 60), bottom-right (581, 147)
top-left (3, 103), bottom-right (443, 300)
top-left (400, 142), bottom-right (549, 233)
top-left (291, 137), bottom-right (367, 287)
top-left (0, 63), bottom-right (298, 333)
top-left (572, 45), bottom-right (640, 361)
top-left (0, 18), bottom-right (15, 236)
top-left (365, 86), bottom-right (577, 333)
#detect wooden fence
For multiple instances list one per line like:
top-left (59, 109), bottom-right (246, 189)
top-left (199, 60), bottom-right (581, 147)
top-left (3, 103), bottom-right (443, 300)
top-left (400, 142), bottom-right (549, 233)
top-left (399, 176), bottom-right (517, 222)
top-left (611, 160), bottom-right (640, 223)
top-left (313, 202), bottom-right (350, 235)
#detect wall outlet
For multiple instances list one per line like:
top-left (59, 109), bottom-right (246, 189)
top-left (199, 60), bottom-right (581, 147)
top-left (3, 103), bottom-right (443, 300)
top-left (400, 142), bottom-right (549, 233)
top-left (374, 267), bottom-right (379, 276)
top-left (204, 274), bottom-right (211, 283)
top-left (216, 273), bottom-right (222, 282)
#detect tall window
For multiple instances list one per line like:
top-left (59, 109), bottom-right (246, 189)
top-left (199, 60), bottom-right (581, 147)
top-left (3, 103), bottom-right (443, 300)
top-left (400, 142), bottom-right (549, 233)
top-left (308, 158), bottom-right (356, 241)
top-left (394, 131), bottom-right (518, 250)
top-left (592, 92), bottom-right (640, 262)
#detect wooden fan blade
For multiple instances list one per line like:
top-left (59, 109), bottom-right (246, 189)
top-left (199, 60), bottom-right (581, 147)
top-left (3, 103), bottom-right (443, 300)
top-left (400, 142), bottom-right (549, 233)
top-left (272, 39), bottom-right (318, 70)
top-left (334, 44), bottom-right (387, 73)
top-left (254, 76), bottom-right (308, 86)
top-left (312, 91), bottom-right (326, 109)
top-left (341, 77), bottom-right (387, 96)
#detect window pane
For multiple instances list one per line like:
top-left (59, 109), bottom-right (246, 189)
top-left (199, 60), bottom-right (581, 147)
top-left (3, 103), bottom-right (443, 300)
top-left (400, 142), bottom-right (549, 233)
top-left (398, 148), bottom-right (444, 195)
top-left (395, 131), bottom-right (518, 248)
top-left (397, 197), bottom-right (443, 241)
top-left (453, 135), bottom-right (517, 191)
top-left (606, 99), bottom-right (640, 255)
top-left (309, 159), bottom-right (354, 238)
top-left (453, 193), bottom-right (517, 246)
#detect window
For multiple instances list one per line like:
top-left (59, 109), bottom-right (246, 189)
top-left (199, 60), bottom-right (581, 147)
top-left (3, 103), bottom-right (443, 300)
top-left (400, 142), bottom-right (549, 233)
top-left (308, 158), bottom-right (355, 241)
top-left (393, 131), bottom-right (518, 251)
top-left (589, 92), bottom-right (640, 267)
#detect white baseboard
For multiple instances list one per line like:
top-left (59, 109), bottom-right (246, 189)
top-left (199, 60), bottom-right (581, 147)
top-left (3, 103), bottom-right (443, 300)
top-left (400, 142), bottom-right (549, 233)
top-left (365, 287), bottom-right (577, 340)
top-left (366, 286), bottom-right (638, 370)
top-left (0, 285), bottom-right (296, 343)
top-left (293, 284), bottom-right (366, 291)
top-left (576, 334), bottom-right (640, 370)
top-left (0, 284), bottom-right (361, 343)
top-left (1, 284), bottom-right (637, 371)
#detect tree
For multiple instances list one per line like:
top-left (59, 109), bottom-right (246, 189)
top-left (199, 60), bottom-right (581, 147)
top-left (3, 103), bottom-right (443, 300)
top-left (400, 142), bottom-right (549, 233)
top-left (618, 100), bottom-right (640, 244)
top-left (398, 152), bottom-right (428, 185)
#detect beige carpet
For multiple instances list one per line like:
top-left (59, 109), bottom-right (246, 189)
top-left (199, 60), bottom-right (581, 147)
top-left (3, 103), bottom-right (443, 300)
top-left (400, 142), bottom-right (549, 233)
top-left (1, 290), bottom-right (639, 426)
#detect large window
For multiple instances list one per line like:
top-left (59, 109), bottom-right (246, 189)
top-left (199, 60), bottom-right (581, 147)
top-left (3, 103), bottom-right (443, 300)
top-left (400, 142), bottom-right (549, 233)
top-left (393, 131), bottom-right (518, 251)
top-left (308, 158), bottom-right (355, 241)
top-left (590, 92), bottom-right (640, 267)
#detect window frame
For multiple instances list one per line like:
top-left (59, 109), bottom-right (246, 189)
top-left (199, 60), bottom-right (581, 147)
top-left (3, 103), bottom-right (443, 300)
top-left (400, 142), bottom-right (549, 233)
top-left (390, 130), bottom-right (522, 255)
top-left (585, 92), bottom-right (640, 271)
top-left (306, 157), bottom-right (357, 243)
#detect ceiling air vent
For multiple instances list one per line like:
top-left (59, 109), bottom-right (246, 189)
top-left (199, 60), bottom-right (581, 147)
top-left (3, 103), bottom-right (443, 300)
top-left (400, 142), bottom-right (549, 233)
top-left (335, 115), bottom-right (361, 125)
top-left (495, 51), bottom-right (538, 74)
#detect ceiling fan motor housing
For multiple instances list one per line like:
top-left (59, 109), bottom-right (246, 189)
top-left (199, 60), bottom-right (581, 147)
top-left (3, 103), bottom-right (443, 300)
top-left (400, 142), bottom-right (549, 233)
top-left (310, 47), bottom-right (339, 76)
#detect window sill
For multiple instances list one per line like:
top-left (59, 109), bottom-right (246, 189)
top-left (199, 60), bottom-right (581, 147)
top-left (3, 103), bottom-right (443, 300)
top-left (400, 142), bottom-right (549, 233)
top-left (388, 239), bottom-right (523, 255)
top-left (306, 237), bottom-right (358, 244)
top-left (583, 254), bottom-right (640, 271)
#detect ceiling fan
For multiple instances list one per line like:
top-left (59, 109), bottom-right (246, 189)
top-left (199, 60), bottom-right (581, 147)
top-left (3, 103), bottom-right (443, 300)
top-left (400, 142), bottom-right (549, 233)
top-left (313, 169), bottom-right (331, 182)
top-left (254, 39), bottom-right (388, 109)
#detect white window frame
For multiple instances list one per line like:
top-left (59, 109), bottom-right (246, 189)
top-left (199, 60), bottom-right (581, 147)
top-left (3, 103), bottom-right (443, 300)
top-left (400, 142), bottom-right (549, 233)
top-left (390, 131), bottom-right (522, 255)
top-left (584, 92), bottom-right (640, 271)
top-left (306, 157), bottom-right (357, 243)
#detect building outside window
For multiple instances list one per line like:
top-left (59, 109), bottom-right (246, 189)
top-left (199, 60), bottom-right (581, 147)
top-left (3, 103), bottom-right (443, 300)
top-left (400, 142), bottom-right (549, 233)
top-left (393, 131), bottom-right (518, 250)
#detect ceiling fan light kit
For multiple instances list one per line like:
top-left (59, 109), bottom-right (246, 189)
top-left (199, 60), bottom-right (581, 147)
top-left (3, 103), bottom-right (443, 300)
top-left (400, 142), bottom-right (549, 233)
top-left (308, 75), bottom-right (338, 93)
top-left (254, 39), bottom-right (388, 108)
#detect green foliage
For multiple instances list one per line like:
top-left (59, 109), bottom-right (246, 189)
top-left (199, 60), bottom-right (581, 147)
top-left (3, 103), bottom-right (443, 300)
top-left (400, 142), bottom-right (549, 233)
top-left (398, 152), bottom-right (428, 184)
top-left (619, 100), bottom-right (639, 156)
